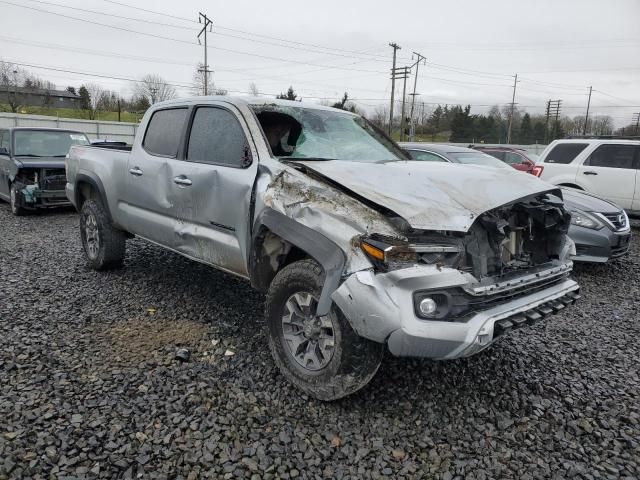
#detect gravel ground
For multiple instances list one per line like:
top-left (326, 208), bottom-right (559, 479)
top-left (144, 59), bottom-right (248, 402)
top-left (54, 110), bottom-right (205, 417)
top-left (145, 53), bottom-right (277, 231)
top-left (1, 204), bottom-right (639, 480)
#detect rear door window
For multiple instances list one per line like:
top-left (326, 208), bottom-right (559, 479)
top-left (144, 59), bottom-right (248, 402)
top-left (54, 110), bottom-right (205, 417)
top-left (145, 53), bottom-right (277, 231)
top-left (142, 108), bottom-right (188, 157)
top-left (187, 107), bottom-right (250, 167)
top-left (485, 150), bottom-right (505, 161)
top-left (585, 144), bottom-right (636, 169)
top-left (504, 152), bottom-right (525, 164)
top-left (545, 143), bottom-right (588, 164)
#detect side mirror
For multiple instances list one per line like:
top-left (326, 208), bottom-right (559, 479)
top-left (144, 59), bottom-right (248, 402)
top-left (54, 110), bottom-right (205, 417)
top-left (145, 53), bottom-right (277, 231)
top-left (0, 147), bottom-right (9, 156)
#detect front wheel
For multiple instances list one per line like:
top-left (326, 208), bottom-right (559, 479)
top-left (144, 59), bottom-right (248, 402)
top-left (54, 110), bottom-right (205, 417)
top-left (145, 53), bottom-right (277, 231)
top-left (80, 199), bottom-right (126, 270)
top-left (265, 259), bottom-right (384, 401)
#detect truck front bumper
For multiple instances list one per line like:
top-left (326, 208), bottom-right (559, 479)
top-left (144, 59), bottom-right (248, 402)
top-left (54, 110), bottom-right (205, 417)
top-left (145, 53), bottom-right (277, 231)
top-left (331, 264), bottom-right (579, 360)
top-left (17, 185), bottom-right (70, 209)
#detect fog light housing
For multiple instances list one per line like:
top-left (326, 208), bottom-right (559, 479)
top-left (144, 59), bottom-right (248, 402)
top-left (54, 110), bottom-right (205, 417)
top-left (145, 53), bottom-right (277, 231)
top-left (419, 297), bottom-right (437, 316)
top-left (413, 291), bottom-right (452, 320)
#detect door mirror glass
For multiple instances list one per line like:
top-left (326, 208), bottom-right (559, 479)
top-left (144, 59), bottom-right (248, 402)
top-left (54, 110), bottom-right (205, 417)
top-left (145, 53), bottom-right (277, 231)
top-left (0, 147), bottom-right (9, 155)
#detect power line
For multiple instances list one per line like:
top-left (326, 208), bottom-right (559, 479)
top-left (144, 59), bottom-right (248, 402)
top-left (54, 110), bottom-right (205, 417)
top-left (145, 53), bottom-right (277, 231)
top-left (0, 0), bottom-right (391, 74)
top-left (98, 0), bottom-right (397, 62)
top-left (24, 0), bottom-right (399, 63)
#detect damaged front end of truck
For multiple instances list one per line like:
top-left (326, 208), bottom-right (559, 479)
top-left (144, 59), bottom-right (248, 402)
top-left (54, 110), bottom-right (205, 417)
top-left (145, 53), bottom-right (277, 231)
top-left (10, 165), bottom-right (70, 211)
top-left (253, 156), bottom-right (580, 361)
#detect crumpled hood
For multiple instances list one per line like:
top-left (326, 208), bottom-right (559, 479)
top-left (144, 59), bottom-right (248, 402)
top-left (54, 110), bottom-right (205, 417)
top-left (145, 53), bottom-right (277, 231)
top-left (296, 160), bottom-right (561, 232)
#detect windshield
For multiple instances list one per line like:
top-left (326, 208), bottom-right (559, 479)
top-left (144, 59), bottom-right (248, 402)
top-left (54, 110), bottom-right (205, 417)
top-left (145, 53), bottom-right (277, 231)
top-left (13, 130), bottom-right (89, 157)
top-left (448, 151), bottom-right (511, 169)
top-left (251, 104), bottom-right (406, 162)
top-left (527, 152), bottom-right (540, 162)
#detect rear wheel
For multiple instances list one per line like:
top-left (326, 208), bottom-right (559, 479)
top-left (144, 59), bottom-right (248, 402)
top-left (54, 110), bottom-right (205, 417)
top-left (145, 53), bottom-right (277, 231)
top-left (265, 259), bottom-right (384, 401)
top-left (9, 184), bottom-right (27, 216)
top-left (80, 198), bottom-right (126, 270)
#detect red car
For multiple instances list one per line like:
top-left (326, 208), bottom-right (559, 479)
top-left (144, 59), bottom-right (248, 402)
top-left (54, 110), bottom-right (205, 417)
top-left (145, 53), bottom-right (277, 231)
top-left (472, 146), bottom-right (544, 176)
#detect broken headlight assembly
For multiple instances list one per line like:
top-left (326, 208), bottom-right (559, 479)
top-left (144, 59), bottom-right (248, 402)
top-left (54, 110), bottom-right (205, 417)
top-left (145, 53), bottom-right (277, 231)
top-left (359, 234), bottom-right (463, 271)
top-left (569, 209), bottom-right (604, 230)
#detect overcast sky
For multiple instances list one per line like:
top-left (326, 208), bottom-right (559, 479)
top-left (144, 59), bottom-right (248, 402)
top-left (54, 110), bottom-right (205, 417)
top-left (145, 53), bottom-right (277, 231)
top-left (1, 0), bottom-right (639, 127)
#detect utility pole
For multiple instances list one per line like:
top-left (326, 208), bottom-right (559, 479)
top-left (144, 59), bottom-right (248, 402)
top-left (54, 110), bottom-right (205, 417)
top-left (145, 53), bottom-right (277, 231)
top-left (400, 67), bottom-right (410, 141)
top-left (506, 73), bottom-right (518, 144)
top-left (544, 100), bottom-right (551, 144)
top-left (388, 42), bottom-right (401, 136)
top-left (632, 112), bottom-right (640, 136)
top-left (149, 87), bottom-right (158, 104)
top-left (408, 52), bottom-right (426, 141)
top-left (198, 12), bottom-right (214, 96)
top-left (545, 99), bottom-right (562, 142)
top-left (583, 86), bottom-right (592, 136)
top-left (391, 67), bottom-right (411, 141)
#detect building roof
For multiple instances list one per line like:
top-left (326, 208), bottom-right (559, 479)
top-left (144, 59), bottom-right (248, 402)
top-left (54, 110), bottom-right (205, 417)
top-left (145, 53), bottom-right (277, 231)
top-left (2, 86), bottom-right (80, 99)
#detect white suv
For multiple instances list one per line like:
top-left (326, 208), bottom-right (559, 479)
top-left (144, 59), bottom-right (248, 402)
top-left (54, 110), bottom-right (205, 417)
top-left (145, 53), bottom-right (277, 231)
top-left (537, 139), bottom-right (640, 213)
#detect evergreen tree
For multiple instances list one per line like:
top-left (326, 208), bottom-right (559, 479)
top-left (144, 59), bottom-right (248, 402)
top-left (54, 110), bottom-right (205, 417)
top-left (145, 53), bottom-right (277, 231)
top-left (450, 105), bottom-right (474, 142)
top-left (78, 86), bottom-right (91, 110)
top-left (277, 86), bottom-right (298, 101)
top-left (520, 113), bottom-right (532, 144)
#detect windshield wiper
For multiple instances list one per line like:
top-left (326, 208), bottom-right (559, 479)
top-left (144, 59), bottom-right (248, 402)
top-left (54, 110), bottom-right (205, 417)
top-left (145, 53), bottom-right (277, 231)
top-left (283, 157), bottom-right (336, 162)
top-left (16, 154), bottom-right (44, 157)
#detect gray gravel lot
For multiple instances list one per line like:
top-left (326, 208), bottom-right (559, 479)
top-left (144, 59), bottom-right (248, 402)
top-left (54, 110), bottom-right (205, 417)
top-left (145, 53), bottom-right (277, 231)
top-left (1, 204), bottom-right (639, 479)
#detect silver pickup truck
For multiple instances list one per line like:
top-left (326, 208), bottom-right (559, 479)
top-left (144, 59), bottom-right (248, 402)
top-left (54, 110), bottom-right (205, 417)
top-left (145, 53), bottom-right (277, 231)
top-left (66, 97), bottom-right (580, 400)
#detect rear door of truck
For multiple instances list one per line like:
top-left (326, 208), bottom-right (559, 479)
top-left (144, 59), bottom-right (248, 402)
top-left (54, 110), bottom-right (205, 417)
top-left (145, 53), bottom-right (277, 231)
top-left (121, 107), bottom-right (190, 246)
top-left (164, 102), bottom-right (258, 277)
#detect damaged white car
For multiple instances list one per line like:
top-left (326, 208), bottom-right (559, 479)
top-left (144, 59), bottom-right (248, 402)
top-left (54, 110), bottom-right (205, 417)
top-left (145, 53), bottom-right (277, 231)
top-left (65, 97), bottom-right (580, 400)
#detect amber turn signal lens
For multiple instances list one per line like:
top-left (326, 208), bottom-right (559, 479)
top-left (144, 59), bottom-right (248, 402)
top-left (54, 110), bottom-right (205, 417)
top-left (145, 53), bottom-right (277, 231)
top-left (361, 242), bottom-right (385, 261)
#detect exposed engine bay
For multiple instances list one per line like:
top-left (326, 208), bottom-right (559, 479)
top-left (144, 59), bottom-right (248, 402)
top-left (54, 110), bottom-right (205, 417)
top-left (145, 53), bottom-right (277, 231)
top-left (463, 193), bottom-right (570, 278)
top-left (363, 192), bottom-right (571, 281)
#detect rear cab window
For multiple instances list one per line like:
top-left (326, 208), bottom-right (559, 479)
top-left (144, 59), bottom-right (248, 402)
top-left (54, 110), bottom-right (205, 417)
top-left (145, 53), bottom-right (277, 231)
top-left (142, 108), bottom-right (189, 157)
top-left (584, 144), bottom-right (637, 169)
top-left (544, 143), bottom-right (588, 164)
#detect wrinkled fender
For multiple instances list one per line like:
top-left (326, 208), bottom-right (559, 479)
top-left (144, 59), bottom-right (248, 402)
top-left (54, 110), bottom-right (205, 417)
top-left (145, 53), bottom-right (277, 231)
top-left (74, 172), bottom-right (111, 220)
top-left (8, 160), bottom-right (20, 182)
top-left (250, 208), bottom-right (345, 316)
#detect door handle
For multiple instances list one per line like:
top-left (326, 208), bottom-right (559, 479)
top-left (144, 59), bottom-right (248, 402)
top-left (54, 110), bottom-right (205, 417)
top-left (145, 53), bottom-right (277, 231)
top-left (173, 176), bottom-right (192, 186)
top-left (129, 167), bottom-right (143, 176)
top-left (583, 171), bottom-right (598, 175)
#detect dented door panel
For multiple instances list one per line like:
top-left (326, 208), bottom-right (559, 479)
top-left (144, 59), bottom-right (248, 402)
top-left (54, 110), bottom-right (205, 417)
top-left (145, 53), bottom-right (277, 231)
top-left (165, 157), bottom-right (257, 276)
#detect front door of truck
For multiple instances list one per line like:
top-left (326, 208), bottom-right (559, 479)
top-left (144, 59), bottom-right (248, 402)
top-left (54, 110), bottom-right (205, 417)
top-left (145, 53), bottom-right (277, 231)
top-left (122, 107), bottom-right (189, 246)
top-left (165, 104), bottom-right (258, 276)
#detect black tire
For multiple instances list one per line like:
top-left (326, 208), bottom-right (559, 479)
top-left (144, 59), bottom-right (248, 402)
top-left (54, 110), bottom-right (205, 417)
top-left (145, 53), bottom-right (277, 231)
top-left (80, 198), bottom-right (126, 270)
top-left (265, 259), bottom-right (384, 401)
top-left (9, 183), bottom-right (27, 216)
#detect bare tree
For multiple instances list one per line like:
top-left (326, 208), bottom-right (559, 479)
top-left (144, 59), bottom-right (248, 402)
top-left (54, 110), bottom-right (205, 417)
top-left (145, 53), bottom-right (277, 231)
top-left (83, 82), bottom-right (108, 120)
top-left (592, 115), bottom-right (614, 135)
top-left (135, 74), bottom-right (177, 104)
top-left (370, 104), bottom-right (389, 130)
top-left (248, 82), bottom-right (260, 96)
top-left (190, 63), bottom-right (215, 96)
top-left (0, 61), bottom-right (26, 112)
